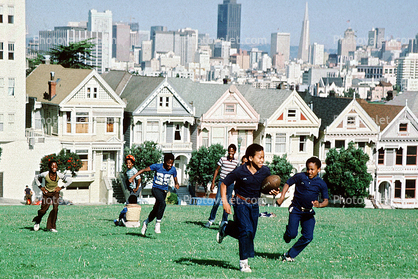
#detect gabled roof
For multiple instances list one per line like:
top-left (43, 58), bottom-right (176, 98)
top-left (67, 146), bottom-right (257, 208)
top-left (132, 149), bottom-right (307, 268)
top-left (378, 81), bottom-right (392, 87)
top-left (386, 91), bottom-right (418, 117)
top-left (320, 77), bottom-right (344, 87)
top-left (26, 64), bottom-right (92, 105)
top-left (300, 95), bottom-right (352, 130)
top-left (357, 99), bottom-right (403, 131)
top-left (101, 70), bottom-right (131, 95)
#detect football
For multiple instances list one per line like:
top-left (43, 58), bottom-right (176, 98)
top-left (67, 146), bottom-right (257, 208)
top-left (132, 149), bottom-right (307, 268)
top-left (261, 175), bottom-right (281, 194)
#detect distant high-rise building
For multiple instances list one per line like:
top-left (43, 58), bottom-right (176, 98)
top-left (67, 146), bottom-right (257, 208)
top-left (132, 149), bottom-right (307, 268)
top-left (140, 40), bottom-right (152, 63)
top-left (198, 33), bottom-right (211, 46)
top-left (112, 22), bottom-right (131, 62)
top-left (338, 28), bottom-right (356, 61)
top-left (150, 26), bottom-right (167, 57)
top-left (368, 28), bottom-right (385, 49)
top-left (297, 2), bottom-right (310, 62)
top-left (397, 53), bottom-right (418, 91)
top-left (217, 0), bottom-right (241, 50)
top-left (271, 32), bottom-right (290, 62)
top-left (88, 9), bottom-right (112, 71)
top-left (309, 43), bottom-right (324, 65)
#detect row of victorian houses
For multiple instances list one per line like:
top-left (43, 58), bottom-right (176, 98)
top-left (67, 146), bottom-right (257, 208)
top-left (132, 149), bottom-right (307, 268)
top-left (21, 64), bottom-right (418, 209)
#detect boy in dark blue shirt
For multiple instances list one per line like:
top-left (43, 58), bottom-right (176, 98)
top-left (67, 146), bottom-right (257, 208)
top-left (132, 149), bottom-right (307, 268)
top-left (217, 144), bottom-right (277, 273)
top-left (276, 156), bottom-right (329, 262)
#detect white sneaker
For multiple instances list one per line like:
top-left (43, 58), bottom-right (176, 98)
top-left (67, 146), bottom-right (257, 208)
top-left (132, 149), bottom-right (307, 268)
top-left (50, 229), bottom-right (58, 233)
top-left (204, 220), bottom-right (213, 228)
top-left (155, 222), bottom-right (161, 234)
top-left (33, 223), bottom-right (39, 231)
top-left (240, 263), bottom-right (252, 272)
top-left (141, 221), bottom-right (148, 235)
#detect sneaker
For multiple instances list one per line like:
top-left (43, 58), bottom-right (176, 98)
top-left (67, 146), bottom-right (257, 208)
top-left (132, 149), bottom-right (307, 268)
top-left (240, 263), bottom-right (252, 273)
top-left (155, 222), bottom-right (161, 234)
top-left (283, 233), bottom-right (291, 243)
top-left (50, 229), bottom-right (58, 233)
top-left (114, 219), bottom-right (119, 226)
top-left (204, 220), bottom-right (213, 228)
top-left (141, 221), bottom-right (148, 235)
top-left (33, 223), bottom-right (39, 231)
top-left (216, 222), bottom-right (227, 244)
top-left (281, 253), bottom-right (295, 262)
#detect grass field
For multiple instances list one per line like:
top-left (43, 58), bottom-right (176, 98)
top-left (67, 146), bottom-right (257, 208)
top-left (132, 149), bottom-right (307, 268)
top-left (0, 204), bottom-right (417, 279)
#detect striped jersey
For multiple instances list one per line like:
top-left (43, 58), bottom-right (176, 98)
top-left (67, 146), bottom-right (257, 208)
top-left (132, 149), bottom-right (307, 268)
top-left (218, 156), bottom-right (239, 179)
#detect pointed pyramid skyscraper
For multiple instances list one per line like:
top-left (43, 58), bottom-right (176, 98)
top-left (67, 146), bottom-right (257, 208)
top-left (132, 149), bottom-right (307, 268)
top-left (297, 2), bottom-right (310, 62)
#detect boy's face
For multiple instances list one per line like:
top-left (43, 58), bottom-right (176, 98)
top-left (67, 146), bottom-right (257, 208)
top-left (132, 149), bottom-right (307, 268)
top-left (126, 160), bottom-right (134, 169)
top-left (164, 159), bottom-right (174, 170)
top-left (227, 147), bottom-right (236, 159)
top-left (306, 162), bottom-right (320, 179)
top-left (50, 162), bottom-right (58, 173)
top-left (249, 150), bottom-right (264, 169)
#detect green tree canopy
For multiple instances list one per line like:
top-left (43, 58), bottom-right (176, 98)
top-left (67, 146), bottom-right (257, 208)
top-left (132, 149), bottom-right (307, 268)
top-left (49, 39), bottom-right (96, 69)
top-left (40, 149), bottom-right (83, 176)
top-left (186, 144), bottom-right (226, 193)
top-left (323, 141), bottom-right (372, 207)
top-left (266, 154), bottom-right (294, 190)
top-left (344, 88), bottom-right (359, 99)
top-left (26, 53), bottom-right (45, 76)
top-left (123, 141), bottom-right (163, 186)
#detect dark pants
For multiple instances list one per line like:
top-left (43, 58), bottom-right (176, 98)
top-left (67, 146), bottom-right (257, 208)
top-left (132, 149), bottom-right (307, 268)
top-left (208, 179), bottom-right (234, 223)
top-left (147, 187), bottom-right (167, 222)
top-left (32, 191), bottom-right (60, 230)
top-left (127, 187), bottom-right (140, 203)
top-left (224, 198), bottom-right (259, 260)
top-left (284, 206), bottom-right (316, 258)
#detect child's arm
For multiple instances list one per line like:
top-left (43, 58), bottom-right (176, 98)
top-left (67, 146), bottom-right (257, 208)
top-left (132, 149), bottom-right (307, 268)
top-left (312, 199), bottom-right (328, 208)
top-left (276, 183), bottom-right (290, 206)
top-left (221, 182), bottom-right (231, 214)
top-left (128, 167), bottom-right (151, 183)
top-left (173, 176), bottom-right (180, 189)
top-left (133, 176), bottom-right (142, 193)
top-left (210, 165), bottom-right (221, 192)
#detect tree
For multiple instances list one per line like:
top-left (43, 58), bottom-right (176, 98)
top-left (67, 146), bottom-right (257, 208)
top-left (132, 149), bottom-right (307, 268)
top-left (265, 154), bottom-right (294, 190)
top-left (344, 88), bottom-right (359, 99)
top-left (123, 141), bottom-right (163, 187)
top-left (26, 53), bottom-right (44, 76)
top-left (40, 149), bottom-right (83, 176)
top-left (186, 144), bottom-right (226, 194)
top-left (49, 39), bottom-right (96, 69)
top-left (323, 141), bottom-right (372, 207)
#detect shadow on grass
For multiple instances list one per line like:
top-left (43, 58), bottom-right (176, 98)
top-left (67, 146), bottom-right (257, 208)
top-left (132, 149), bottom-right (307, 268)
top-left (21, 226), bottom-right (35, 231)
top-left (175, 257), bottom-right (239, 270)
top-left (255, 251), bottom-right (282, 260)
top-left (184, 221), bottom-right (218, 230)
top-left (126, 232), bottom-right (152, 238)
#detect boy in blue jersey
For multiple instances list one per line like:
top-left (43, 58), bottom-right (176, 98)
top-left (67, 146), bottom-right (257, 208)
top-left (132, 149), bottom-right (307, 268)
top-left (275, 156), bottom-right (329, 262)
top-left (217, 144), bottom-right (279, 273)
top-left (129, 153), bottom-right (179, 235)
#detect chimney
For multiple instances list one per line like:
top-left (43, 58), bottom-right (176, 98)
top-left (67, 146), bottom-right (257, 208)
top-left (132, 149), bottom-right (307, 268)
top-left (48, 80), bottom-right (57, 100)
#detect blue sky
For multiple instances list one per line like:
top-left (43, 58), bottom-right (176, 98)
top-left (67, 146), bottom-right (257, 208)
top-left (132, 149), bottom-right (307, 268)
top-left (26, 0), bottom-right (418, 48)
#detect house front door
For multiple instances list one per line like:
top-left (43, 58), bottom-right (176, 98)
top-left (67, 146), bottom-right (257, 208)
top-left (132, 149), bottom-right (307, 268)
top-left (378, 182), bottom-right (390, 205)
top-left (102, 152), bottom-right (116, 178)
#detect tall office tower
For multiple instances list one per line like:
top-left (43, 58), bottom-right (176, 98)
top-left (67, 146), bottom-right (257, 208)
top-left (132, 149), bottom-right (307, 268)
top-left (396, 53), bottom-right (418, 91)
top-left (150, 26), bottom-right (167, 57)
top-left (130, 30), bottom-right (150, 48)
top-left (112, 23), bottom-right (131, 62)
top-left (217, 0), bottom-right (241, 50)
top-left (140, 40), bottom-right (152, 63)
top-left (271, 32), bottom-right (290, 62)
top-left (129, 22), bottom-right (139, 32)
top-left (212, 39), bottom-right (231, 64)
top-left (88, 9), bottom-right (112, 71)
top-left (297, 2), bottom-right (310, 62)
top-left (309, 43), bottom-right (324, 65)
top-left (338, 28), bottom-right (356, 61)
top-left (368, 27), bottom-right (385, 49)
top-left (198, 33), bottom-right (211, 46)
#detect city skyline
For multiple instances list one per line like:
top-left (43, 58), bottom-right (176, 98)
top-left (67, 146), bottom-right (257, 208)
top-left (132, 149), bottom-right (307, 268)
top-left (26, 0), bottom-right (418, 49)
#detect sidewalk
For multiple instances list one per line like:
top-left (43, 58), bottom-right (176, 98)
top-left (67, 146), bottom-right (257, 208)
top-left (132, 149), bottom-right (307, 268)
top-left (0, 198), bottom-right (25, 205)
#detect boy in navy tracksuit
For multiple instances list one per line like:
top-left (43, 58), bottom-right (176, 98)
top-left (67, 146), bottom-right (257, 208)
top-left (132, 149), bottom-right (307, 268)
top-left (217, 144), bottom-right (278, 273)
top-left (276, 157), bottom-right (329, 262)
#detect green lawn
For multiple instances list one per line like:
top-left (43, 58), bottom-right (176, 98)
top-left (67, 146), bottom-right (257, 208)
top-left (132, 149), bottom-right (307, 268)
top-left (1, 204), bottom-right (417, 279)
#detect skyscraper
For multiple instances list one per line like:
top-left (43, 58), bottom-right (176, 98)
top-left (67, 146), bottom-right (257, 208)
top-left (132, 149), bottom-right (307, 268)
top-left (88, 9), bottom-right (112, 72)
top-left (217, 0), bottom-right (241, 50)
top-left (297, 2), bottom-right (310, 62)
top-left (368, 28), bottom-right (385, 49)
top-left (271, 32), bottom-right (290, 62)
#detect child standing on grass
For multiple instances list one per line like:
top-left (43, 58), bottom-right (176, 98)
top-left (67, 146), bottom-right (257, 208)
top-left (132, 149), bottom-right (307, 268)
top-left (275, 156), bottom-right (329, 262)
top-left (217, 144), bottom-right (279, 273)
top-left (125, 155), bottom-right (141, 201)
top-left (32, 160), bottom-right (72, 232)
top-left (129, 153), bottom-right (179, 235)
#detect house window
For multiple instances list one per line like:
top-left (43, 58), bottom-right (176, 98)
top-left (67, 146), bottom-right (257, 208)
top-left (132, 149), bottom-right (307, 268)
top-left (8, 113), bottom-right (14, 126)
top-left (165, 96), bottom-right (169, 107)
top-left (147, 121), bottom-right (159, 142)
top-left (287, 109), bottom-right (296, 119)
top-left (0, 114), bottom-right (3, 131)
top-left (335, 140), bottom-right (345, 149)
top-left (405, 180), bottom-right (416, 199)
top-left (93, 88), bottom-right (98, 98)
top-left (212, 127), bottom-right (225, 146)
top-left (76, 150), bottom-right (89, 171)
top-left (7, 6), bottom-right (13, 24)
top-left (76, 112), bottom-right (89, 133)
top-left (275, 133), bottom-right (286, 153)
top-left (299, 136), bottom-right (306, 152)
top-left (66, 112), bottom-right (72, 133)
top-left (406, 146), bottom-right (417, 165)
top-left (174, 124), bottom-right (181, 141)
top-left (378, 148), bottom-right (384, 165)
top-left (399, 123), bottom-right (408, 132)
top-left (396, 148), bottom-right (403, 165)
top-left (87, 88), bottom-right (91, 98)
top-left (225, 104), bottom-right (236, 114)
top-left (159, 96), bottom-right (170, 108)
top-left (324, 141), bottom-right (331, 149)
top-left (201, 129), bottom-right (209, 147)
top-left (394, 180), bottom-right (401, 198)
top-left (0, 6), bottom-right (3, 23)
top-left (8, 78), bottom-right (15, 96)
top-left (0, 42), bottom-right (3, 60)
top-left (358, 142), bottom-right (366, 151)
top-left (8, 42), bottom-right (14, 60)
top-left (347, 116), bottom-right (356, 126)
top-left (106, 117), bottom-right (114, 133)
top-left (265, 134), bottom-right (272, 153)
top-left (135, 122), bottom-right (142, 143)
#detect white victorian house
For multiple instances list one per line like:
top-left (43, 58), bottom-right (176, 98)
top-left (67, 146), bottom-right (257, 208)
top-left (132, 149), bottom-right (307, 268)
top-left (375, 105), bottom-right (418, 209)
top-left (26, 64), bottom-right (126, 204)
